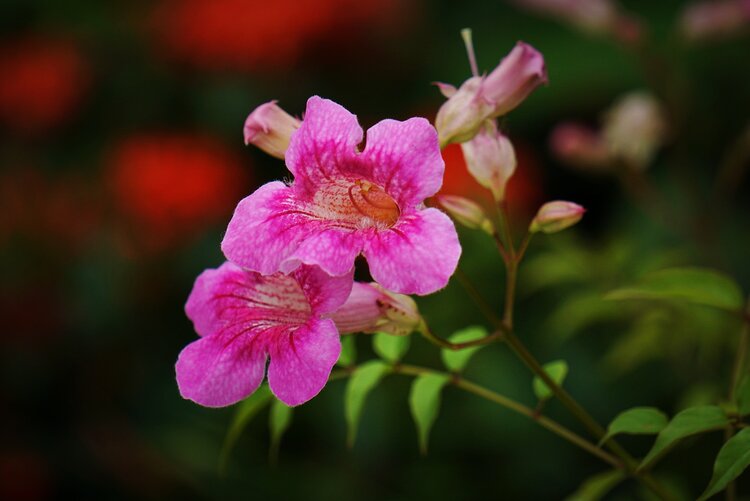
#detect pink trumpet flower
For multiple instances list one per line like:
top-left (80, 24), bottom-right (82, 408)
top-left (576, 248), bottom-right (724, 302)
top-left (176, 262), bottom-right (352, 407)
top-left (222, 96), bottom-right (461, 295)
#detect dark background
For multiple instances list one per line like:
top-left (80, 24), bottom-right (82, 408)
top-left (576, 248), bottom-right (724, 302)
top-left (1, 0), bottom-right (749, 499)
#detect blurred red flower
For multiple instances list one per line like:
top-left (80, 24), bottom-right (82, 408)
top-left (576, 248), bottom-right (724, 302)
top-left (151, 0), bottom-right (399, 71)
top-left (439, 142), bottom-right (545, 222)
top-left (0, 37), bottom-right (89, 135)
top-left (108, 134), bottom-right (250, 252)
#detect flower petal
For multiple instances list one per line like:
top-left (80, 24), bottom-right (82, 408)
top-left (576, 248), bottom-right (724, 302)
top-left (285, 96), bottom-right (363, 198)
top-left (280, 227), bottom-right (362, 278)
top-left (221, 181), bottom-right (321, 275)
top-left (175, 333), bottom-right (268, 408)
top-left (363, 208), bottom-right (461, 295)
top-left (361, 117), bottom-right (444, 208)
top-left (266, 317), bottom-right (341, 406)
top-left (293, 263), bottom-right (355, 316)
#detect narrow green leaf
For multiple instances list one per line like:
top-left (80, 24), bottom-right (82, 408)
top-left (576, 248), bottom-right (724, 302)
top-left (219, 385), bottom-right (273, 472)
top-left (337, 335), bottom-right (356, 367)
top-left (600, 407), bottom-right (669, 445)
top-left (564, 469), bottom-right (626, 501)
top-left (639, 405), bottom-right (729, 471)
top-left (737, 377), bottom-right (750, 416)
top-left (372, 332), bottom-right (410, 363)
top-left (532, 360), bottom-right (569, 401)
top-left (440, 326), bottom-right (488, 372)
top-left (409, 373), bottom-right (450, 454)
top-left (699, 428), bottom-right (750, 500)
top-left (605, 267), bottom-right (743, 312)
top-left (344, 360), bottom-right (390, 446)
top-left (268, 399), bottom-right (293, 463)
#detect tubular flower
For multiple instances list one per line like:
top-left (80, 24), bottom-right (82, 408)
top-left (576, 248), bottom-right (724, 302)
top-left (435, 42), bottom-right (547, 146)
top-left (243, 101), bottom-right (300, 159)
top-left (177, 262), bottom-right (352, 407)
top-left (222, 96), bottom-right (461, 296)
top-left (331, 282), bottom-right (421, 336)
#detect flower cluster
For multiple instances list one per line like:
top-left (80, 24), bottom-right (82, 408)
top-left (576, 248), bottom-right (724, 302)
top-left (177, 97), bottom-right (460, 407)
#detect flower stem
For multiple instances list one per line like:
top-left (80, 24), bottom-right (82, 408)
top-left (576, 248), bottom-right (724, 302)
top-left (455, 267), bottom-right (504, 329)
top-left (418, 322), bottom-right (505, 350)
top-left (494, 198), bottom-right (675, 501)
top-left (392, 364), bottom-right (621, 468)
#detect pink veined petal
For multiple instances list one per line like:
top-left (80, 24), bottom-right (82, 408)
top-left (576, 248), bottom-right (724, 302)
top-left (361, 117), bottom-right (444, 208)
top-left (175, 332), bottom-right (268, 408)
top-left (285, 96), bottom-right (364, 199)
top-left (184, 261), bottom-right (246, 337)
top-left (293, 263), bottom-right (355, 316)
top-left (221, 181), bottom-right (322, 275)
top-left (363, 208), bottom-right (461, 295)
top-left (280, 227), bottom-right (362, 278)
top-left (266, 317), bottom-right (341, 406)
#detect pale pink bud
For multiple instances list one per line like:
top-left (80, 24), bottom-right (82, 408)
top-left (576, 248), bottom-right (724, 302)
top-left (331, 283), bottom-right (421, 336)
top-left (435, 42), bottom-right (547, 147)
top-left (435, 76), bottom-right (492, 147)
top-left (549, 122), bottom-right (612, 171)
top-left (435, 195), bottom-right (494, 234)
top-left (482, 41), bottom-right (548, 117)
top-left (679, 0), bottom-right (750, 41)
top-left (460, 121), bottom-right (517, 201)
top-left (603, 92), bottom-right (667, 170)
top-left (243, 100), bottom-right (300, 159)
top-left (511, 0), bottom-right (633, 36)
top-left (530, 201), bottom-right (585, 234)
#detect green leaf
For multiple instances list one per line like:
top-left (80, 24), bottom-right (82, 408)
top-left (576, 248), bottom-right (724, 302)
top-left (605, 267), bottom-right (743, 312)
top-left (409, 373), bottom-right (450, 454)
top-left (440, 326), bottom-right (488, 372)
top-left (344, 360), bottom-right (390, 446)
top-left (639, 405), bottom-right (729, 471)
top-left (699, 428), bottom-right (750, 500)
top-left (337, 335), bottom-right (356, 367)
top-left (532, 360), bottom-right (569, 401)
top-left (372, 332), bottom-right (410, 363)
top-left (564, 469), bottom-right (626, 501)
top-left (600, 407), bottom-right (669, 445)
top-left (268, 399), bottom-right (293, 463)
top-left (737, 377), bottom-right (750, 416)
top-left (219, 385), bottom-right (273, 472)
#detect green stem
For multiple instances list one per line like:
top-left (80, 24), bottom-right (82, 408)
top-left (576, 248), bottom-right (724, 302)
top-left (392, 364), bottom-right (621, 468)
top-left (455, 267), bottom-right (504, 329)
top-left (419, 322), bottom-right (505, 351)
top-left (494, 201), bottom-right (674, 501)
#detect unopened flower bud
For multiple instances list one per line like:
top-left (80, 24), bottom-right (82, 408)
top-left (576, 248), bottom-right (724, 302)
top-left (679, 0), bottom-right (750, 41)
top-left (511, 0), bottom-right (643, 44)
top-left (435, 42), bottom-right (547, 147)
top-left (603, 92), bottom-right (667, 170)
top-left (482, 41), bottom-right (548, 117)
top-left (549, 122), bottom-right (612, 171)
top-left (530, 201), bottom-right (585, 234)
top-left (436, 195), bottom-right (494, 234)
top-left (460, 121), bottom-right (517, 201)
top-left (243, 100), bottom-right (300, 159)
top-left (331, 283), bottom-right (421, 336)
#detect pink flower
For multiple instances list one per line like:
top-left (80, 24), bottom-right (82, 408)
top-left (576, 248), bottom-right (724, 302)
top-left (435, 42), bottom-right (547, 146)
top-left (332, 282), bottom-right (421, 336)
top-left (222, 96), bottom-right (461, 295)
top-left (530, 201), bottom-right (585, 234)
top-left (176, 261), bottom-right (352, 407)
